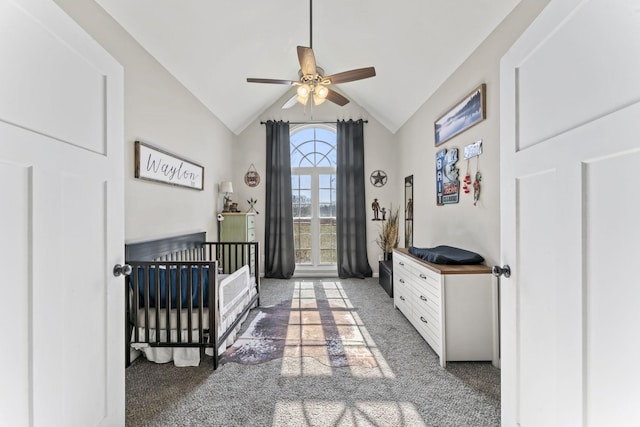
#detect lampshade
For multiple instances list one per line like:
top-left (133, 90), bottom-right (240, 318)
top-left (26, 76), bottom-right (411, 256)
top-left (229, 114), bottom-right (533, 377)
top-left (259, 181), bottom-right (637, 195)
top-left (220, 181), bottom-right (233, 194)
top-left (297, 84), bottom-right (311, 97)
top-left (316, 85), bottom-right (328, 99)
top-left (313, 93), bottom-right (326, 105)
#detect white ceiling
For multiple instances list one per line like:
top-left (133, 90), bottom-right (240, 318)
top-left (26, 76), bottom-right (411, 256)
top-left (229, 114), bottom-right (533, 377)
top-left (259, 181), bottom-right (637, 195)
top-left (96, 0), bottom-right (521, 135)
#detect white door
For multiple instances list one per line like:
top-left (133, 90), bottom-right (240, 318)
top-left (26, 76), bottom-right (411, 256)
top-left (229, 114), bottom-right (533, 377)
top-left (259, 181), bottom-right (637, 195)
top-left (0, 0), bottom-right (124, 425)
top-left (500, 0), bottom-right (640, 425)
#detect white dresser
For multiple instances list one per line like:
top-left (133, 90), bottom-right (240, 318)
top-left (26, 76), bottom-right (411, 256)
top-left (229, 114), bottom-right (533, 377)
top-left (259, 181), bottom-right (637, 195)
top-left (393, 248), bottom-right (498, 368)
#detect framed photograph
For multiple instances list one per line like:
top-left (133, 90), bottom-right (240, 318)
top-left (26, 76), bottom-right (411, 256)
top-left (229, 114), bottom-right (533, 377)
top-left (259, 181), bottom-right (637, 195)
top-left (135, 141), bottom-right (204, 190)
top-left (434, 84), bottom-right (486, 146)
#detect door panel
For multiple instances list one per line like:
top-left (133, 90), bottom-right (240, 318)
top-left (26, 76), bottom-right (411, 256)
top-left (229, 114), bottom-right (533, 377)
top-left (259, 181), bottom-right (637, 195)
top-left (516, 171), bottom-right (558, 425)
top-left (501, 0), bottom-right (640, 425)
top-left (0, 0), bottom-right (124, 425)
top-left (516, 0), bottom-right (640, 150)
top-left (0, 161), bottom-right (31, 425)
top-left (585, 150), bottom-right (640, 426)
top-left (0, 0), bottom-right (107, 152)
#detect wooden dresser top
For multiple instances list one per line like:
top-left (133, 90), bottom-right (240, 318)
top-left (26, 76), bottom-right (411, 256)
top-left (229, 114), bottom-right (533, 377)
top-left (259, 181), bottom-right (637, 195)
top-left (394, 248), bottom-right (492, 275)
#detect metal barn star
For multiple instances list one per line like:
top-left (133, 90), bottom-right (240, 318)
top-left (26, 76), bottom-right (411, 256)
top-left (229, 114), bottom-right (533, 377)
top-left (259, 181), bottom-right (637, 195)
top-left (370, 170), bottom-right (387, 187)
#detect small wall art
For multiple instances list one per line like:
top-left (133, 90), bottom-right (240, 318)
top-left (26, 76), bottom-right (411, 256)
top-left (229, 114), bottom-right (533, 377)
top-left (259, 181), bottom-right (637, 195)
top-left (134, 141), bottom-right (204, 190)
top-left (435, 84), bottom-right (486, 146)
top-left (244, 163), bottom-right (260, 187)
top-left (436, 148), bottom-right (459, 205)
top-left (370, 170), bottom-right (388, 187)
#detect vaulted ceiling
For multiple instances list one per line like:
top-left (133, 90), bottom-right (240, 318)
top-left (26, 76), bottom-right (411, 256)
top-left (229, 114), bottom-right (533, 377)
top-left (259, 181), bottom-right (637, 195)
top-left (96, 0), bottom-right (521, 135)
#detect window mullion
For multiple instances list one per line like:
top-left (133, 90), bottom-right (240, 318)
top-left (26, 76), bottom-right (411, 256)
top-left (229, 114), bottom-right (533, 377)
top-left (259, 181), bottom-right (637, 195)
top-left (311, 171), bottom-right (319, 266)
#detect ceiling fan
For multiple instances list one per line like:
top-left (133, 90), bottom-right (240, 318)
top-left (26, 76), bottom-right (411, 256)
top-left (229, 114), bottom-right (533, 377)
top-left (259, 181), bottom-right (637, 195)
top-left (246, 0), bottom-right (376, 108)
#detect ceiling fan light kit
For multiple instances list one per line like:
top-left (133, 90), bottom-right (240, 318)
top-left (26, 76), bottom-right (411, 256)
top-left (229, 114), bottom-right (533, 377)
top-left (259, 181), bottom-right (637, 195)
top-left (246, 0), bottom-right (376, 109)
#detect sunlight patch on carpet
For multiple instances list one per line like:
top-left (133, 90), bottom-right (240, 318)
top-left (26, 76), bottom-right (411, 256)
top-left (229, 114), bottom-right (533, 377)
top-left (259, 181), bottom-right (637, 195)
top-left (271, 400), bottom-right (427, 427)
top-left (221, 280), bottom-right (395, 378)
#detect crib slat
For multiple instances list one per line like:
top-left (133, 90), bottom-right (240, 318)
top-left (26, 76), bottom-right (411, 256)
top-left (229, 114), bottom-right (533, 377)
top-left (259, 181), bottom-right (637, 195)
top-left (132, 265), bottom-right (140, 343)
top-left (211, 260), bottom-right (219, 369)
top-left (197, 265), bottom-right (204, 345)
top-left (187, 263), bottom-right (193, 343)
top-left (144, 266), bottom-right (150, 344)
top-left (154, 265), bottom-right (161, 344)
top-left (176, 264), bottom-right (182, 343)
top-left (165, 265), bottom-right (171, 345)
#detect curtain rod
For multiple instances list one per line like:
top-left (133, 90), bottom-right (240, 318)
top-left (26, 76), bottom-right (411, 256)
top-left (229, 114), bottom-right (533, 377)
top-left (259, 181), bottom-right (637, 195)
top-left (260, 120), bottom-right (368, 125)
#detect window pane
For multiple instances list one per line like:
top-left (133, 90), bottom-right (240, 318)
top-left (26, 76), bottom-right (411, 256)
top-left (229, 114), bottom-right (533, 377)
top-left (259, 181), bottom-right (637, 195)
top-left (291, 128), bottom-right (313, 143)
top-left (290, 150), bottom-right (303, 167)
top-left (320, 249), bottom-right (336, 264)
top-left (299, 204), bottom-right (311, 217)
top-left (296, 250), bottom-right (312, 264)
top-left (320, 232), bottom-right (335, 248)
top-left (298, 189), bottom-right (311, 203)
top-left (316, 128), bottom-right (335, 143)
top-left (319, 174), bottom-right (335, 188)
top-left (318, 189), bottom-right (332, 205)
top-left (299, 175), bottom-right (311, 188)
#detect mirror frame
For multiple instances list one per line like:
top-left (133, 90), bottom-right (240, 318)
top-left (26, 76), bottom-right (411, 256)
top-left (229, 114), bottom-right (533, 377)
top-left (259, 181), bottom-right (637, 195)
top-left (405, 175), bottom-right (413, 247)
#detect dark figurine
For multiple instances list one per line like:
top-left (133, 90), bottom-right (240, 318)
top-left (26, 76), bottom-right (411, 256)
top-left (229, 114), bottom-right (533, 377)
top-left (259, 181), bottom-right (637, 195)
top-left (372, 198), bottom-right (380, 220)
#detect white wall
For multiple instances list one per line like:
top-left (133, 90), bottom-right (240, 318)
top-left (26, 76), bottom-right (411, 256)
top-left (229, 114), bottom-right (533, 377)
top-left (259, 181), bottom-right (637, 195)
top-left (234, 93), bottom-right (396, 275)
top-left (55, 0), bottom-right (234, 243)
top-left (54, 0), bottom-right (548, 271)
top-left (396, 0), bottom-right (549, 267)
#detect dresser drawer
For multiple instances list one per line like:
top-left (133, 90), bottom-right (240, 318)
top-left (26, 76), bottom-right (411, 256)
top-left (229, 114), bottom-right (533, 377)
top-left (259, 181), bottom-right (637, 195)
top-left (413, 288), bottom-right (440, 314)
top-left (414, 314), bottom-right (441, 353)
top-left (394, 281), bottom-right (412, 318)
top-left (414, 301), bottom-right (441, 339)
top-left (415, 269), bottom-right (440, 294)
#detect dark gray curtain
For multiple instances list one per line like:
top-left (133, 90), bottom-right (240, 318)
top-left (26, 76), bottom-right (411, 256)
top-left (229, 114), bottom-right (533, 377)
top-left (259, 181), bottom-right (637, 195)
top-left (264, 121), bottom-right (296, 278)
top-left (336, 119), bottom-right (372, 278)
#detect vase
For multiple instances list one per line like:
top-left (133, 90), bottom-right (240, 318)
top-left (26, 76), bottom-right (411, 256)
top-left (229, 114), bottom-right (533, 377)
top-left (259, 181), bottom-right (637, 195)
top-left (384, 251), bottom-right (393, 261)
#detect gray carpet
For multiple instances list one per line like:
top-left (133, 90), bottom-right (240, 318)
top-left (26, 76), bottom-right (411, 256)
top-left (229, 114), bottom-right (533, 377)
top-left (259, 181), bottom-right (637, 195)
top-left (126, 277), bottom-right (500, 426)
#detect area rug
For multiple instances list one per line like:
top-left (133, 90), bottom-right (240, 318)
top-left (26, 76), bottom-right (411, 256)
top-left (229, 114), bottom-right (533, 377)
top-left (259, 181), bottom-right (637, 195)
top-left (220, 298), bottom-right (379, 369)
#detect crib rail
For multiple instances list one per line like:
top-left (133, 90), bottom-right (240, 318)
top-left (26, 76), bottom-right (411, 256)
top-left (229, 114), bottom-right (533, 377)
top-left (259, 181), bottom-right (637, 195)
top-left (201, 241), bottom-right (260, 304)
top-left (124, 236), bottom-right (260, 370)
top-left (129, 261), bottom-right (216, 343)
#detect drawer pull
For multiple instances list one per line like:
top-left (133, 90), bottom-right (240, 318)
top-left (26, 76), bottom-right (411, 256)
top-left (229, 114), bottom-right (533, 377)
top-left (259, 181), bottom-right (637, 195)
top-left (399, 296), bottom-right (406, 301)
top-left (420, 295), bottom-right (428, 302)
top-left (399, 261), bottom-right (405, 266)
top-left (419, 273), bottom-right (427, 279)
top-left (399, 278), bottom-right (405, 284)
top-left (420, 316), bottom-right (428, 324)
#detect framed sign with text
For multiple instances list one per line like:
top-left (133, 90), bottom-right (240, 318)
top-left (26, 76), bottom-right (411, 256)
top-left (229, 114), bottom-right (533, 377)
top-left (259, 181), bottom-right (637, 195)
top-left (134, 141), bottom-right (204, 190)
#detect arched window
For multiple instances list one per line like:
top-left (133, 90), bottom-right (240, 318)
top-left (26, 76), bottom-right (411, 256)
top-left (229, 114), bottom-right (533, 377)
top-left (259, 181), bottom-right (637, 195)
top-left (290, 125), bottom-right (337, 271)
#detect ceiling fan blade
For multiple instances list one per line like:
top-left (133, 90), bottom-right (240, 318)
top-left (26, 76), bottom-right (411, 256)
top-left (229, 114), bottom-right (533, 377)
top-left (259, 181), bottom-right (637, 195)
top-left (247, 78), bottom-right (296, 85)
top-left (297, 46), bottom-right (317, 76)
top-left (325, 88), bottom-right (349, 106)
top-left (323, 67), bottom-right (376, 85)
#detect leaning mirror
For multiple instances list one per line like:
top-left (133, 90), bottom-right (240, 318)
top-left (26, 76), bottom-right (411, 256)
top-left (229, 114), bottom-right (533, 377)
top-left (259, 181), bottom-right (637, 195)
top-left (405, 175), bottom-right (413, 247)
